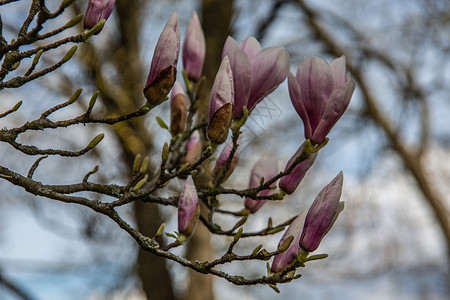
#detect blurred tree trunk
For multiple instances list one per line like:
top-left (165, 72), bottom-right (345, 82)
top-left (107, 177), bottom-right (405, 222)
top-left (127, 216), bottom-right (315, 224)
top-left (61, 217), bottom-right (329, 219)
top-left (82, 1), bottom-right (177, 299)
top-left (183, 1), bottom-right (234, 300)
top-left (113, 2), bottom-right (177, 299)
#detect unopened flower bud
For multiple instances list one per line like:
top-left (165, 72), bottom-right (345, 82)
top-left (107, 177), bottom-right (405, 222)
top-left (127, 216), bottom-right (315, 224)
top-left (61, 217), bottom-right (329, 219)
top-left (212, 138), bottom-right (240, 182)
top-left (144, 12), bottom-right (180, 106)
top-left (271, 211), bottom-right (307, 273)
top-left (207, 56), bottom-right (234, 144)
top-left (182, 12), bottom-right (206, 81)
top-left (279, 141), bottom-right (318, 194)
top-left (177, 176), bottom-right (200, 237)
top-left (244, 156), bottom-right (278, 213)
top-left (300, 172), bottom-right (344, 252)
top-left (170, 81), bottom-right (187, 135)
top-left (182, 130), bottom-right (202, 165)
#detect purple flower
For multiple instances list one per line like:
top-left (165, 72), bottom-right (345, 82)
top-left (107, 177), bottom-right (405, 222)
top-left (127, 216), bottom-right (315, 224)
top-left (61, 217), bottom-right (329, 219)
top-left (83, 0), bottom-right (116, 33)
top-left (182, 130), bottom-right (202, 165)
top-left (222, 36), bottom-right (290, 118)
top-left (182, 12), bottom-right (206, 81)
top-left (279, 141), bottom-right (318, 195)
top-left (300, 172), bottom-right (344, 252)
top-left (212, 137), bottom-right (240, 182)
top-left (207, 56), bottom-right (234, 144)
top-left (289, 56), bottom-right (355, 144)
top-left (144, 12), bottom-right (180, 106)
top-left (178, 175), bottom-right (200, 237)
top-left (244, 156), bottom-right (279, 213)
top-left (170, 81), bottom-right (187, 135)
top-left (271, 211), bottom-right (307, 273)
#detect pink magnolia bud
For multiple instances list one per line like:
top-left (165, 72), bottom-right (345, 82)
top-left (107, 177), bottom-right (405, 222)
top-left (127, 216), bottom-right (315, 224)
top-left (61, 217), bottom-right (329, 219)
top-left (83, 0), bottom-right (116, 33)
top-left (279, 141), bottom-right (318, 194)
top-left (207, 56), bottom-right (234, 144)
top-left (222, 36), bottom-right (290, 117)
top-left (182, 130), bottom-right (202, 165)
top-left (170, 81), bottom-right (187, 135)
top-left (212, 137), bottom-right (240, 182)
top-left (271, 211), bottom-right (307, 273)
top-left (300, 172), bottom-right (344, 252)
top-left (244, 156), bottom-right (278, 213)
top-left (182, 12), bottom-right (206, 81)
top-left (178, 175), bottom-right (200, 237)
top-left (289, 56), bottom-right (356, 144)
top-left (144, 12), bottom-right (180, 106)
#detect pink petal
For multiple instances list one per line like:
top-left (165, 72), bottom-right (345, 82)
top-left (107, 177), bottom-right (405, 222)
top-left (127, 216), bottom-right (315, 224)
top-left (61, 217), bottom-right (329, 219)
top-left (288, 72), bottom-right (312, 139)
top-left (311, 80), bottom-right (355, 144)
top-left (247, 47), bottom-right (290, 112)
top-left (226, 47), bottom-right (252, 118)
top-left (299, 57), bottom-right (335, 132)
top-left (239, 36), bottom-right (262, 60)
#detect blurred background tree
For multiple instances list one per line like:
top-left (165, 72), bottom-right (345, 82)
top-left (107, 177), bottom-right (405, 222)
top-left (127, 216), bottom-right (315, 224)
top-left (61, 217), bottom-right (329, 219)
top-left (0, 0), bottom-right (449, 299)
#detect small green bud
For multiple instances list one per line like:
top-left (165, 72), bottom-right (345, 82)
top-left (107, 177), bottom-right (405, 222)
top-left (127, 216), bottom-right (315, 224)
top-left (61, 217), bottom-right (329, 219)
top-left (140, 156), bottom-right (149, 173)
top-left (12, 61), bottom-right (20, 70)
top-left (162, 142), bottom-right (169, 162)
top-left (91, 165), bottom-right (99, 173)
top-left (69, 88), bottom-right (82, 104)
top-left (85, 19), bottom-right (106, 38)
top-left (286, 270), bottom-right (296, 278)
top-left (267, 227), bottom-right (285, 235)
top-left (61, 45), bottom-right (77, 63)
top-left (269, 284), bottom-right (280, 293)
top-left (232, 216), bottom-right (248, 231)
top-left (88, 91), bottom-right (99, 110)
top-left (277, 235), bottom-right (294, 253)
top-left (11, 100), bottom-right (22, 112)
top-left (305, 254), bottom-right (328, 262)
top-left (65, 13), bottom-right (83, 28)
top-left (252, 244), bottom-right (263, 256)
top-left (179, 163), bottom-right (190, 172)
top-left (132, 178), bottom-right (147, 191)
top-left (155, 116), bottom-right (169, 130)
top-left (266, 262), bottom-right (271, 276)
top-left (165, 232), bottom-right (177, 239)
top-left (259, 176), bottom-right (265, 186)
top-left (60, 0), bottom-right (76, 8)
top-left (155, 223), bottom-right (165, 238)
top-left (233, 227), bottom-right (243, 243)
top-left (87, 133), bottom-right (104, 149)
top-left (267, 217), bottom-right (273, 229)
top-left (32, 50), bottom-right (43, 66)
top-left (133, 154), bottom-right (142, 173)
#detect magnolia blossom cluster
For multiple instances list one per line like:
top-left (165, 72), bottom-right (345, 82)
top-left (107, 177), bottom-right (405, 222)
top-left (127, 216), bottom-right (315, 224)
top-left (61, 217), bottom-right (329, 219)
top-left (84, 2), bottom-right (356, 276)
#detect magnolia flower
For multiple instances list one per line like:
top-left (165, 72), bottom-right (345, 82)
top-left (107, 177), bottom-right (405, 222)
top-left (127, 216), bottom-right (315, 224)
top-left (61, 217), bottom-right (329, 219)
top-left (144, 12), bottom-right (180, 106)
top-left (279, 141), bottom-right (318, 194)
top-left (212, 137), bottom-right (240, 182)
top-left (271, 211), bottom-right (307, 273)
top-left (83, 0), bottom-right (116, 33)
top-left (182, 130), bottom-right (202, 165)
top-left (271, 172), bottom-right (345, 272)
top-left (207, 56), bottom-right (234, 144)
top-left (289, 56), bottom-right (355, 144)
top-left (222, 36), bottom-right (290, 118)
top-left (177, 175), bottom-right (200, 237)
top-left (244, 156), bottom-right (279, 213)
top-left (170, 81), bottom-right (187, 135)
top-left (300, 172), bottom-right (344, 252)
top-left (182, 12), bottom-right (206, 81)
